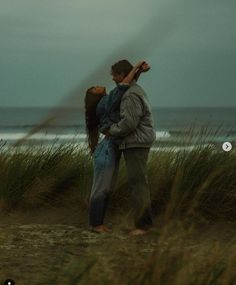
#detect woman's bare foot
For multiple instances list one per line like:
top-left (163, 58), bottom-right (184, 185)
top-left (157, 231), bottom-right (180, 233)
top-left (91, 225), bottom-right (112, 233)
top-left (129, 228), bottom-right (148, 236)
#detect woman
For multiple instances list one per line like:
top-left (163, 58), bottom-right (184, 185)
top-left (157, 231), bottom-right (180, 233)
top-left (85, 61), bottom-right (150, 233)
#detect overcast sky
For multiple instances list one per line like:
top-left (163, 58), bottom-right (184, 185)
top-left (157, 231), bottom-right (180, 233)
top-left (0, 0), bottom-right (235, 107)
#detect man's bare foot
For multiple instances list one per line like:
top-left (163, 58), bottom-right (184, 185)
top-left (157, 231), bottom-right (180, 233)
top-left (91, 225), bottom-right (112, 233)
top-left (129, 228), bottom-right (148, 236)
top-left (102, 225), bottom-right (112, 232)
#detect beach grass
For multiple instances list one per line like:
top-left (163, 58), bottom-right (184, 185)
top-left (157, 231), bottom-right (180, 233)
top-left (0, 141), bottom-right (235, 221)
top-left (0, 142), bottom-right (93, 211)
top-left (0, 140), bottom-right (236, 284)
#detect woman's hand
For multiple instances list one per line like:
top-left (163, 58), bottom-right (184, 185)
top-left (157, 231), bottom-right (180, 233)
top-left (121, 61), bottom-right (151, 84)
top-left (134, 61), bottom-right (150, 73)
top-left (140, 62), bottom-right (150, 72)
top-left (134, 61), bottom-right (146, 70)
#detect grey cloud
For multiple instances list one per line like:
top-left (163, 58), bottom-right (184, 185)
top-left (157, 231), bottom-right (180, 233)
top-left (0, 0), bottom-right (235, 107)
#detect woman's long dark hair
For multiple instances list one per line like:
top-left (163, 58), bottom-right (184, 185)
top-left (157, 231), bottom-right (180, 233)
top-left (85, 87), bottom-right (105, 154)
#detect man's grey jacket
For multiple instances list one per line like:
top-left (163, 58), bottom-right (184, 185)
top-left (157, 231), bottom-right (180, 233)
top-left (109, 81), bottom-right (156, 150)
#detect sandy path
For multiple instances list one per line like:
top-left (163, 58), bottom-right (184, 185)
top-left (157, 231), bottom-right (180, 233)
top-left (0, 207), bottom-right (158, 285)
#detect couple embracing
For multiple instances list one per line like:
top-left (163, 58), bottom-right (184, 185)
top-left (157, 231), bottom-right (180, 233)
top-left (85, 59), bottom-right (156, 236)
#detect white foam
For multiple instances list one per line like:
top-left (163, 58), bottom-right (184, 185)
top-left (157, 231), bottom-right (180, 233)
top-left (0, 131), bottom-right (171, 141)
top-left (151, 144), bottom-right (216, 152)
top-left (156, 131), bottom-right (171, 139)
top-left (0, 132), bottom-right (87, 141)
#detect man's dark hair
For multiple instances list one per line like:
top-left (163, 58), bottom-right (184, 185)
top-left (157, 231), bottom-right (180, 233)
top-left (111, 59), bottom-right (133, 77)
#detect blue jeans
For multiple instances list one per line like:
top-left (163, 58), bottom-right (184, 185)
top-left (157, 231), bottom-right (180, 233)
top-left (89, 138), bottom-right (121, 227)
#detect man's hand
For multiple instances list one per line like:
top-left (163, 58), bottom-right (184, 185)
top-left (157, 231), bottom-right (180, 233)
top-left (102, 129), bottom-right (111, 137)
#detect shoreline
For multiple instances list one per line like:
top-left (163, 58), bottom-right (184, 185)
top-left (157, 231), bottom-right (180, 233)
top-left (1, 141), bottom-right (234, 154)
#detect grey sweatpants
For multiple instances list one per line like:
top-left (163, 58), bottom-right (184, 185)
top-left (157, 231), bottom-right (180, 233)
top-left (123, 147), bottom-right (152, 229)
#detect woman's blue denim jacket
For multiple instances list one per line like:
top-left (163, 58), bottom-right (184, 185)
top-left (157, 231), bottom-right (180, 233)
top-left (96, 84), bottom-right (129, 144)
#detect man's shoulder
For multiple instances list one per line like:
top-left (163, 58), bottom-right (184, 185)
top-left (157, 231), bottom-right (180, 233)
top-left (123, 83), bottom-right (146, 98)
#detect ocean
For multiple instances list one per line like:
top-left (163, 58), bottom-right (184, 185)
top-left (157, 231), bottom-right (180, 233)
top-left (0, 107), bottom-right (235, 150)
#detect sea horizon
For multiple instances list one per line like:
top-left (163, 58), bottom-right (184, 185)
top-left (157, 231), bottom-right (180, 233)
top-left (0, 106), bottom-right (235, 147)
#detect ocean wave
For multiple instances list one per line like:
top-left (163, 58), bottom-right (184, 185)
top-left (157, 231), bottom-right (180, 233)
top-left (0, 133), bottom-right (87, 141)
top-left (0, 131), bottom-right (171, 141)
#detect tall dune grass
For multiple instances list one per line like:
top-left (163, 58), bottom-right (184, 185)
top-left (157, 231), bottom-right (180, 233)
top-left (0, 143), bottom-right (93, 211)
top-left (0, 140), bottom-right (235, 223)
top-left (146, 144), bottom-right (236, 222)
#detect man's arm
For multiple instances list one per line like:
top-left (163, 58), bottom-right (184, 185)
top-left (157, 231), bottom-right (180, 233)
top-left (108, 93), bottom-right (143, 137)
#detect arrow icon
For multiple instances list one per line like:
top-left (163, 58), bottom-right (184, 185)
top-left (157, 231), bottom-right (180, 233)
top-left (222, 142), bottom-right (232, 152)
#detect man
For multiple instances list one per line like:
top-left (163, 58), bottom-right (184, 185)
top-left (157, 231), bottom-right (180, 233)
top-left (105, 59), bottom-right (156, 236)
